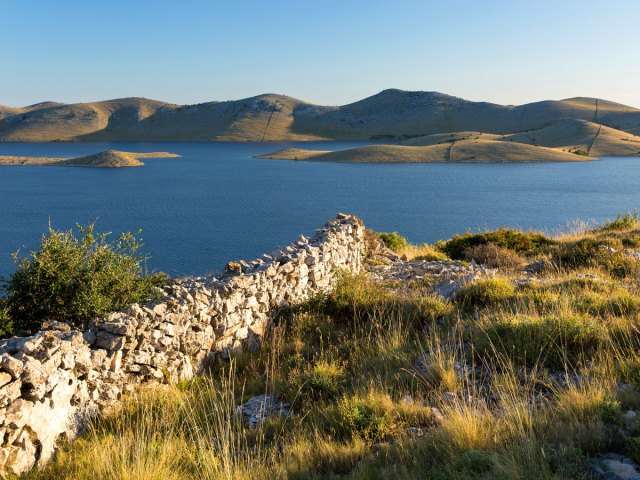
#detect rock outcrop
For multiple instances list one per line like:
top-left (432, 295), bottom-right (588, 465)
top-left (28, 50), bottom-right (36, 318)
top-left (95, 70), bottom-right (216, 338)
top-left (0, 214), bottom-right (364, 476)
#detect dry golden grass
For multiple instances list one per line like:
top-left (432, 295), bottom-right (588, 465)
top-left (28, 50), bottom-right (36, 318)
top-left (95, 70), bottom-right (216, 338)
top-left (26, 213), bottom-right (640, 479)
top-left (255, 141), bottom-right (590, 163)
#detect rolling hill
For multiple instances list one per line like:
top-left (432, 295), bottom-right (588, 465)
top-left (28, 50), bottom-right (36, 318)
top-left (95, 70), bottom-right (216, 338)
top-left (1, 90), bottom-right (640, 147)
top-left (255, 142), bottom-right (592, 163)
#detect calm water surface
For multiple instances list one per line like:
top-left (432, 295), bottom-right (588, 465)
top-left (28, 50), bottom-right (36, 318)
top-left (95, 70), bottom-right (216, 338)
top-left (1, 141), bottom-right (639, 277)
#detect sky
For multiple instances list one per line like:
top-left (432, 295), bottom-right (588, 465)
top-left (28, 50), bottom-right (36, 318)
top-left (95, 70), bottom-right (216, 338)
top-left (2, 0), bottom-right (639, 108)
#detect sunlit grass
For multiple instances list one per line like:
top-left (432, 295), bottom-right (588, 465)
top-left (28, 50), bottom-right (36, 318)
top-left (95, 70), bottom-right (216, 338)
top-left (27, 216), bottom-right (640, 479)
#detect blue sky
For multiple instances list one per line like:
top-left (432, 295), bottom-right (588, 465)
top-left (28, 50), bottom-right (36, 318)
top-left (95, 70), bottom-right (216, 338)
top-left (2, 0), bottom-right (639, 107)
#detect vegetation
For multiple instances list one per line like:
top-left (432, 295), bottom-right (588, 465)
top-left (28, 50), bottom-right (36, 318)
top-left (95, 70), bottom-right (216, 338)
top-left (19, 213), bottom-right (640, 479)
top-left (1, 224), bottom-right (166, 336)
top-left (375, 231), bottom-right (448, 261)
top-left (571, 149), bottom-right (590, 157)
top-left (377, 231), bottom-right (408, 253)
top-left (437, 227), bottom-right (554, 260)
top-left (463, 243), bottom-right (526, 269)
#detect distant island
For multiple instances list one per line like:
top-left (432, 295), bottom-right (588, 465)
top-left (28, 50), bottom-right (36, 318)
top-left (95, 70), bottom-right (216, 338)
top-left (256, 119), bottom-right (640, 163)
top-left (0, 150), bottom-right (181, 168)
top-left (1, 90), bottom-right (640, 146)
top-left (2, 89), bottom-right (640, 162)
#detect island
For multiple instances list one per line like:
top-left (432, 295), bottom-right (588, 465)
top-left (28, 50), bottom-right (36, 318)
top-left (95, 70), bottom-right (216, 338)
top-left (0, 150), bottom-right (181, 168)
top-left (256, 119), bottom-right (640, 163)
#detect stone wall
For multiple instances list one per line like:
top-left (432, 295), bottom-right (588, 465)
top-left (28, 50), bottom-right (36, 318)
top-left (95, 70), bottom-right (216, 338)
top-left (0, 214), bottom-right (365, 476)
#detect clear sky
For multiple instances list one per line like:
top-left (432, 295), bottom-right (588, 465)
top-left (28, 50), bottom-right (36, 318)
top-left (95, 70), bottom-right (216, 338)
top-left (2, 0), bottom-right (639, 107)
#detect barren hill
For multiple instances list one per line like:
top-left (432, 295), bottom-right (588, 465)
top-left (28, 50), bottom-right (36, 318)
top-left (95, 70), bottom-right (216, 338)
top-left (0, 150), bottom-right (180, 167)
top-left (2, 90), bottom-right (640, 144)
top-left (503, 119), bottom-right (640, 156)
top-left (256, 141), bottom-right (591, 163)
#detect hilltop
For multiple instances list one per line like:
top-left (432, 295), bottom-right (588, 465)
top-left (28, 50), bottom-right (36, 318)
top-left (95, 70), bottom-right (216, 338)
top-left (2, 90), bottom-right (640, 147)
top-left (0, 149), bottom-right (180, 167)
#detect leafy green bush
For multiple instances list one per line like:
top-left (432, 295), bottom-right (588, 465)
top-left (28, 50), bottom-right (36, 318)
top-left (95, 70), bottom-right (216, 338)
top-left (457, 278), bottom-right (515, 307)
top-left (0, 299), bottom-right (14, 338)
top-left (437, 228), bottom-right (554, 260)
top-left (377, 231), bottom-right (409, 253)
top-left (5, 224), bottom-right (167, 334)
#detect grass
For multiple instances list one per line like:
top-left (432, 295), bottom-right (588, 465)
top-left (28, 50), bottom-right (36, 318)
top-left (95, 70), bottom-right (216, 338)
top-left (25, 214), bottom-right (640, 479)
top-left (375, 230), bottom-right (448, 261)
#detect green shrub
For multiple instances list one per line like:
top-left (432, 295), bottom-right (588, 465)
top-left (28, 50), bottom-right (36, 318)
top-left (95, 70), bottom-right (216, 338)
top-left (438, 228), bottom-right (553, 260)
top-left (5, 224), bottom-right (167, 334)
top-left (377, 232), bottom-right (408, 253)
top-left (457, 278), bottom-right (515, 307)
top-left (0, 299), bottom-right (14, 338)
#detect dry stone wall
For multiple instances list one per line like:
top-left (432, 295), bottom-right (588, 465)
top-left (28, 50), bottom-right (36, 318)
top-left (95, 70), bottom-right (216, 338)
top-left (0, 214), bottom-right (364, 476)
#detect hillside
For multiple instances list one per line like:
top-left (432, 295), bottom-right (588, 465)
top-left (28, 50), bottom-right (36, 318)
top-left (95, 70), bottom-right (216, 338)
top-left (255, 117), bottom-right (640, 163)
top-left (0, 149), bottom-right (180, 167)
top-left (17, 213), bottom-right (640, 479)
top-left (503, 119), bottom-right (640, 157)
top-left (256, 141), bottom-right (592, 163)
top-left (2, 90), bottom-right (640, 144)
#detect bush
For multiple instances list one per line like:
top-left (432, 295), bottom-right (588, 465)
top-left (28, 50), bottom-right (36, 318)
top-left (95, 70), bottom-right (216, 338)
top-left (463, 243), bottom-right (526, 269)
top-left (457, 278), bottom-right (515, 307)
top-left (377, 232), bottom-right (408, 253)
top-left (0, 299), bottom-right (14, 338)
top-left (438, 228), bottom-right (553, 260)
top-left (5, 224), bottom-right (167, 334)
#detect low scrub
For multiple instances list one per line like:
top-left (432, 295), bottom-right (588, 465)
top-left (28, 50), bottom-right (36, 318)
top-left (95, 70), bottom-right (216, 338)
top-left (375, 231), bottom-right (448, 261)
top-left (437, 228), bottom-right (554, 260)
top-left (477, 314), bottom-right (607, 369)
top-left (457, 277), bottom-right (515, 307)
top-left (3, 224), bottom-right (167, 335)
top-left (287, 359), bottom-right (346, 404)
top-left (377, 231), bottom-right (409, 253)
top-left (463, 243), bottom-right (526, 269)
top-left (596, 211), bottom-right (639, 232)
top-left (0, 299), bottom-right (13, 338)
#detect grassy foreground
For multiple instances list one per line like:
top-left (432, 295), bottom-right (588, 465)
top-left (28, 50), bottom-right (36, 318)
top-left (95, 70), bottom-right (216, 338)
top-left (26, 213), bottom-right (640, 479)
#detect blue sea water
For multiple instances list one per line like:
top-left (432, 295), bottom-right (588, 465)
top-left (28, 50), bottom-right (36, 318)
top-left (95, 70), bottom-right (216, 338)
top-left (0, 141), bottom-right (639, 277)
